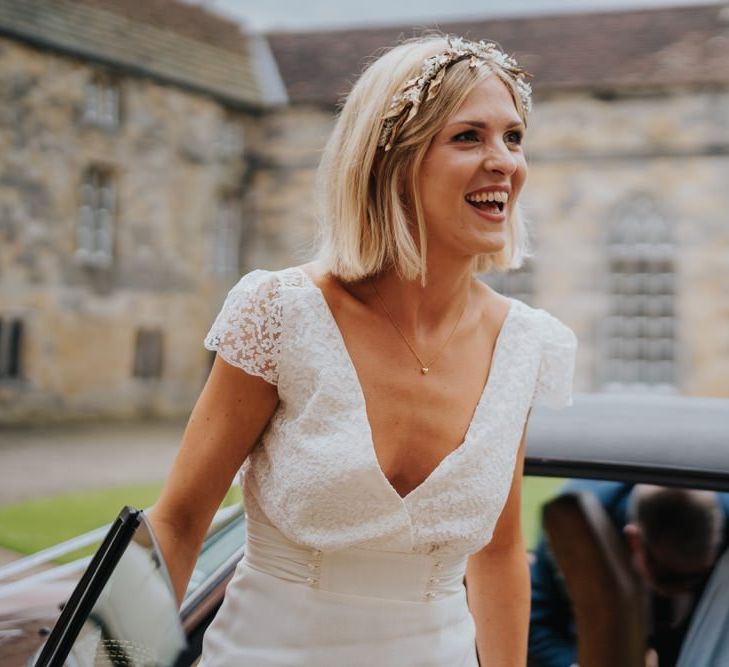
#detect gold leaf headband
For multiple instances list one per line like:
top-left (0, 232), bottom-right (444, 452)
top-left (378, 36), bottom-right (533, 152)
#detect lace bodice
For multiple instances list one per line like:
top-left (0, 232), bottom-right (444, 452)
top-left (204, 267), bottom-right (577, 556)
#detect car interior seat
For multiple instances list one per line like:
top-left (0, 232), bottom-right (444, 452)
top-left (542, 491), bottom-right (646, 667)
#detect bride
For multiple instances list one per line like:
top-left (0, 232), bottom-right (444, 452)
top-left (149, 34), bottom-right (576, 666)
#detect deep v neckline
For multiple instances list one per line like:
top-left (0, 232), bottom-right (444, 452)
top-left (295, 266), bottom-right (516, 502)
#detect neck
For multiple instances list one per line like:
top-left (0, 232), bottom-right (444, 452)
top-left (369, 254), bottom-right (475, 333)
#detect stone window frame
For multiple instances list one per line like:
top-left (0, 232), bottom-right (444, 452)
top-left (76, 166), bottom-right (116, 269)
top-left (0, 316), bottom-right (24, 380)
top-left (210, 193), bottom-right (243, 276)
top-left (133, 328), bottom-right (164, 379)
top-left (598, 194), bottom-right (677, 392)
top-left (82, 72), bottom-right (121, 129)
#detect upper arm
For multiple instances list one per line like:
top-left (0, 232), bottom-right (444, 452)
top-left (491, 418), bottom-right (528, 551)
top-left (153, 270), bottom-right (285, 541)
top-left (532, 312), bottom-right (577, 410)
top-left (153, 354), bottom-right (279, 540)
top-left (482, 412), bottom-right (530, 555)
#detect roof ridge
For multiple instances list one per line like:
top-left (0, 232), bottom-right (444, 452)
top-left (268, 3), bottom-right (729, 104)
top-left (266, 2), bottom-right (726, 37)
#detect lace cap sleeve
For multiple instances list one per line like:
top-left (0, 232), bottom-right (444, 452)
top-left (203, 270), bottom-right (283, 385)
top-left (532, 311), bottom-right (578, 409)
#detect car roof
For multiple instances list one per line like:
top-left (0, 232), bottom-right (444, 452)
top-left (526, 394), bottom-right (729, 491)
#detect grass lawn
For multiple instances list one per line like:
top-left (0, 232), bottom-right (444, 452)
top-left (0, 483), bottom-right (242, 563)
top-left (0, 477), bottom-right (562, 563)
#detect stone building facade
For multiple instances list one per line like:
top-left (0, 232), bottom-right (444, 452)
top-left (2, 1), bottom-right (727, 424)
top-left (0, 0), bottom-right (285, 422)
top-left (522, 88), bottom-right (729, 396)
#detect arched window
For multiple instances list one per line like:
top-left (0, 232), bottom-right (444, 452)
top-left (600, 194), bottom-right (676, 391)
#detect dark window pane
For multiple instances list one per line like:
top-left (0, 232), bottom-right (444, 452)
top-left (0, 318), bottom-right (23, 379)
top-left (9, 319), bottom-right (22, 377)
top-left (134, 329), bottom-right (163, 379)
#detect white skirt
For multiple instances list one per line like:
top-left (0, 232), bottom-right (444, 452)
top-left (199, 517), bottom-right (478, 666)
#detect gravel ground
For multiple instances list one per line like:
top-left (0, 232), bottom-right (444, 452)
top-left (0, 419), bottom-right (186, 507)
top-left (0, 419), bottom-right (186, 565)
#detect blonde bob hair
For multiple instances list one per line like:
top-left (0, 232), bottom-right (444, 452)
top-left (316, 35), bottom-right (532, 283)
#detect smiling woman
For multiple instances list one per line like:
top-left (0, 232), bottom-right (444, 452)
top-left (416, 75), bottom-right (527, 264)
top-left (147, 34), bottom-right (577, 667)
top-left (317, 36), bottom-right (532, 283)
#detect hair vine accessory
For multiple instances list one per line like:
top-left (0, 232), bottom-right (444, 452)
top-left (378, 36), bottom-right (532, 152)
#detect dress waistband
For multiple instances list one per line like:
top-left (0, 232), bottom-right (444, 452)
top-left (243, 517), bottom-right (467, 603)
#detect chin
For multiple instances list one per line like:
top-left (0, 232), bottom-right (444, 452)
top-left (473, 236), bottom-right (506, 256)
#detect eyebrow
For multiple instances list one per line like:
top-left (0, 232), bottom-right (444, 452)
top-left (446, 119), bottom-right (525, 131)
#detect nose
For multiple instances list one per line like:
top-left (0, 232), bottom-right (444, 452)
top-left (482, 141), bottom-right (517, 176)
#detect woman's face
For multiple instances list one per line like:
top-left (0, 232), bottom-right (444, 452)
top-left (416, 74), bottom-right (527, 261)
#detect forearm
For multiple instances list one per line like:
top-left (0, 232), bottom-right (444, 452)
top-left (145, 357), bottom-right (279, 606)
top-left (467, 542), bottom-right (531, 666)
top-left (148, 511), bottom-right (207, 606)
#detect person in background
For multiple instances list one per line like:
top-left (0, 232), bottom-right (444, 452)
top-left (528, 480), bottom-right (729, 667)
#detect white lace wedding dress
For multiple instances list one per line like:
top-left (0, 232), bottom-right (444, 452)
top-left (198, 266), bottom-right (577, 667)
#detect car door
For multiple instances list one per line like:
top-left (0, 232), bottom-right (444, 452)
top-left (33, 506), bottom-right (186, 667)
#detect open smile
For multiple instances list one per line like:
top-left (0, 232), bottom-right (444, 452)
top-left (464, 190), bottom-right (509, 220)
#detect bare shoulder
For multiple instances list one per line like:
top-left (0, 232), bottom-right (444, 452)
top-left (297, 261), bottom-right (330, 284)
top-left (298, 261), bottom-right (365, 308)
top-left (471, 277), bottom-right (512, 328)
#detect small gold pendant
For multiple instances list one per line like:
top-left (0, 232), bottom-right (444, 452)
top-left (421, 367), bottom-right (429, 375)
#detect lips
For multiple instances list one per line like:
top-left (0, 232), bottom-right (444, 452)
top-left (466, 198), bottom-right (504, 214)
top-left (466, 200), bottom-right (507, 223)
top-left (463, 189), bottom-right (509, 222)
top-left (464, 188), bottom-right (509, 215)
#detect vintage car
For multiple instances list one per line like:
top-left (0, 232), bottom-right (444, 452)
top-left (1, 393), bottom-right (727, 666)
top-left (0, 505), bottom-right (245, 667)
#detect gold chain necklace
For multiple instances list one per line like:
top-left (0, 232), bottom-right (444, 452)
top-left (371, 282), bottom-right (468, 375)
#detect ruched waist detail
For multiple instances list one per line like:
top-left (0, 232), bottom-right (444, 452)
top-left (244, 516), bottom-right (468, 603)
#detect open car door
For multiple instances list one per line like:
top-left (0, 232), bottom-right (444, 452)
top-left (34, 506), bottom-right (186, 667)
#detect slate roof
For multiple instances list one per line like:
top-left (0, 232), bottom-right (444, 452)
top-left (0, 0), bottom-right (286, 109)
top-left (268, 4), bottom-right (729, 105)
top-left (76, 0), bottom-right (251, 54)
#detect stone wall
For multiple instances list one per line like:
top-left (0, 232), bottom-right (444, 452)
top-left (246, 105), bottom-right (332, 270)
top-left (524, 88), bottom-right (729, 396)
top-left (0, 38), bottom-right (258, 422)
top-left (2, 33), bottom-right (727, 423)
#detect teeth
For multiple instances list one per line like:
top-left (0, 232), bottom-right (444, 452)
top-left (465, 191), bottom-right (509, 204)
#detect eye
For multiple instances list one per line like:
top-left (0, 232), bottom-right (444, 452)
top-left (452, 129), bottom-right (480, 143)
top-left (505, 130), bottom-right (524, 146)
